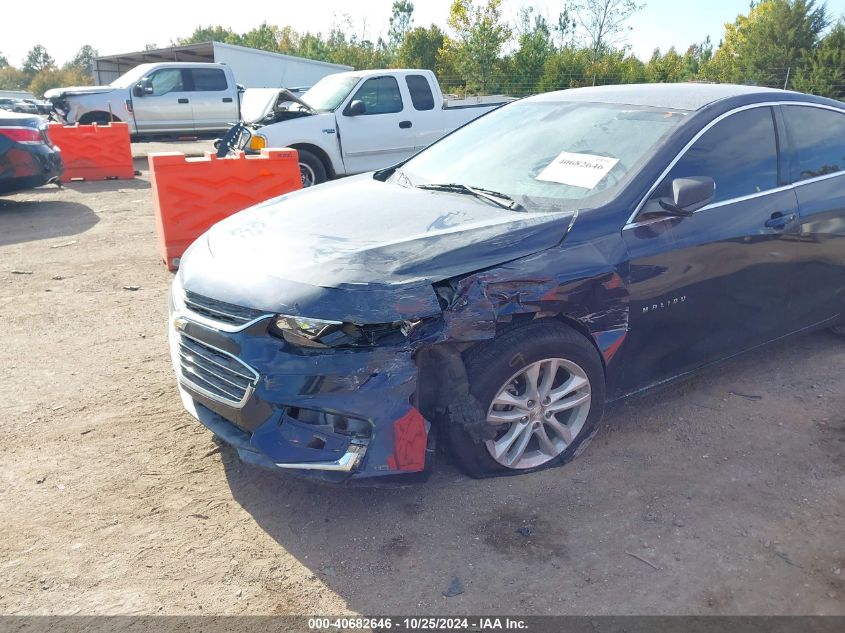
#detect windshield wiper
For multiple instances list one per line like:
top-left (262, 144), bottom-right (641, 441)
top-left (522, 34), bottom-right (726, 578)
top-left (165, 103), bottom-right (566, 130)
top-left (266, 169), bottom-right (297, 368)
top-left (416, 183), bottom-right (525, 211)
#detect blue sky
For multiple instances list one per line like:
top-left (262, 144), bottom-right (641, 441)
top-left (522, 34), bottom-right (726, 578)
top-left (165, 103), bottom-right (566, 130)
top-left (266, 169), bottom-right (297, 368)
top-left (2, 0), bottom-right (845, 67)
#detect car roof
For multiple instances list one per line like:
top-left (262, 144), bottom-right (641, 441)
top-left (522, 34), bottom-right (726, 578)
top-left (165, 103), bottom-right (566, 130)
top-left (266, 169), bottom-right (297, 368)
top-left (531, 82), bottom-right (830, 111)
top-left (0, 111), bottom-right (41, 123)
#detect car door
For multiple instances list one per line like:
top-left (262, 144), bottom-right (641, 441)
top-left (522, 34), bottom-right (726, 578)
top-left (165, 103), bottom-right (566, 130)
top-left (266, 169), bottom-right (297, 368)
top-left (189, 68), bottom-right (238, 133)
top-left (338, 75), bottom-right (417, 174)
top-left (618, 105), bottom-right (801, 391)
top-left (780, 104), bottom-right (845, 327)
top-left (132, 68), bottom-right (194, 134)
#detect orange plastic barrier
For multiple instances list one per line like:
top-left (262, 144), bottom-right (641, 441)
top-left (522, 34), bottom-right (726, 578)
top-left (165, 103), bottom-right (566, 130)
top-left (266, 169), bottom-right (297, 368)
top-left (48, 122), bottom-right (134, 182)
top-left (149, 149), bottom-right (301, 270)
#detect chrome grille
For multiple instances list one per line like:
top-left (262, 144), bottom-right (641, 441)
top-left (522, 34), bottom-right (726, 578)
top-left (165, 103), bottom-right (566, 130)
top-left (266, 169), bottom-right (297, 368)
top-left (183, 291), bottom-right (267, 327)
top-left (177, 334), bottom-right (258, 407)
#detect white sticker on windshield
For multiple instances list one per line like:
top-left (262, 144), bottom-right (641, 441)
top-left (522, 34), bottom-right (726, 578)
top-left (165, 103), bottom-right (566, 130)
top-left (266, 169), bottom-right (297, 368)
top-left (536, 151), bottom-right (620, 189)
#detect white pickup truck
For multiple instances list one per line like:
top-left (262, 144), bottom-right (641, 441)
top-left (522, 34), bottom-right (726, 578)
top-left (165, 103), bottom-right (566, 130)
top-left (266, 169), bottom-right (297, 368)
top-left (238, 69), bottom-right (514, 186)
top-left (45, 62), bottom-right (241, 136)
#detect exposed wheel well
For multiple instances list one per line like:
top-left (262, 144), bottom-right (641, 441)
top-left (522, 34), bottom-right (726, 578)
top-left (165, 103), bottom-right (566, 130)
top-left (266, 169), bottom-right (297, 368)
top-left (417, 314), bottom-right (607, 433)
top-left (78, 111), bottom-right (122, 124)
top-left (491, 313), bottom-right (606, 376)
top-left (288, 143), bottom-right (336, 179)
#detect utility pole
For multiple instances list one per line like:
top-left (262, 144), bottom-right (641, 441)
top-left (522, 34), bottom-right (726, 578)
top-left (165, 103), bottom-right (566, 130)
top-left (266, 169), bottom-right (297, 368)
top-left (784, 67), bottom-right (791, 90)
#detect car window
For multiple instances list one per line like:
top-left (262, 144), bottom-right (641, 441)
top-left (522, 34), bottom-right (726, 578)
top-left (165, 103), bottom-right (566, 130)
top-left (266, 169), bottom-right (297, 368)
top-left (650, 107), bottom-right (779, 205)
top-left (149, 69), bottom-right (185, 96)
top-left (782, 105), bottom-right (845, 182)
top-left (349, 76), bottom-right (403, 115)
top-left (191, 68), bottom-right (228, 92)
top-left (398, 101), bottom-right (687, 213)
top-left (406, 75), bottom-right (435, 111)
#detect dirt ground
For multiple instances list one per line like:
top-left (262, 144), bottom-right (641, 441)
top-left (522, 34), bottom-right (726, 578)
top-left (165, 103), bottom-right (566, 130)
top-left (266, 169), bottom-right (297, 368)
top-left (1, 161), bottom-right (844, 616)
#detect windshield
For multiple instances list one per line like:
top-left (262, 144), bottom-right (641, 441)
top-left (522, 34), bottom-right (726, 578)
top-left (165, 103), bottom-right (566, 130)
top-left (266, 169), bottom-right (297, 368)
top-left (301, 74), bottom-right (361, 112)
top-left (395, 100), bottom-right (687, 213)
top-left (109, 65), bottom-right (154, 89)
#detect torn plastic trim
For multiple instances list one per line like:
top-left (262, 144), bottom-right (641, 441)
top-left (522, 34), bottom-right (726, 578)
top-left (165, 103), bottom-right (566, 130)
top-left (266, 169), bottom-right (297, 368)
top-left (274, 443), bottom-right (366, 472)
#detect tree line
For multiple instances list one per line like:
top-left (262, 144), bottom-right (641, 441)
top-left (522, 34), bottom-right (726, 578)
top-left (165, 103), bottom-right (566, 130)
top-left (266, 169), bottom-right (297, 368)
top-left (2, 0), bottom-right (843, 100)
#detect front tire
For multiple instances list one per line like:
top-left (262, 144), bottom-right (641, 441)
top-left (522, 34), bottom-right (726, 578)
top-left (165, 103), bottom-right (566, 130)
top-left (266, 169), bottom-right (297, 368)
top-left (449, 321), bottom-right (606, 478)
top-left (297, 149), bottom-right (327, 188)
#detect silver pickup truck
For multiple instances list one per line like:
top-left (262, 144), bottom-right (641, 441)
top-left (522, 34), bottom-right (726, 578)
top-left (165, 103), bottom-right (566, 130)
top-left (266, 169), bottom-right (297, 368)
top-left (45, 62), bottom-right (241, 136)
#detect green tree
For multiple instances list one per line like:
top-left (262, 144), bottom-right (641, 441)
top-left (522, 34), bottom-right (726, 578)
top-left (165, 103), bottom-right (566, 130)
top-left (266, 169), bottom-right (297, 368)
top-left (706, 0), bottom-right (828, 86)
top-left (792, 20), bottom-right (845, 98)
top-left (538, 47), bottom-right (593, 90)
top-left (22, 45), bottom-right (55, 78)
top-left (645, 47), bottom-right (685, 82)
top-left (505, 7), bottom-right (555, 95)
top-left (177, 26), bottom-right (244, 46)
top-left (554, 7), bottom-right (578, 50)
top-left (66, 45), bottom-right (99, 77)
top-left (574, 0), bottom-right (644, 63)
top-left (0, 53), bottom-right (8, 68)
top-left (388, 1), bottom-right (415, 52)
top-left (0, 66), bottom-right (27, 90)
top-left (680, 37), bottom-right (713, 78)
top-left (398, 25), bottom-right (446, 70)
top-left (28, 67), bottom-right (90, 97)
top-left (446, 0), bottom-right (512, 92)
top-left (242, 22), bottom-right (281, 52)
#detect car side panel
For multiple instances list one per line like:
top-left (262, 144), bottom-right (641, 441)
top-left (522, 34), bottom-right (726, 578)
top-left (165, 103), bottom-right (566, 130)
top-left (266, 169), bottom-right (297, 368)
top-left (791, 174), bottom-right (845, 325)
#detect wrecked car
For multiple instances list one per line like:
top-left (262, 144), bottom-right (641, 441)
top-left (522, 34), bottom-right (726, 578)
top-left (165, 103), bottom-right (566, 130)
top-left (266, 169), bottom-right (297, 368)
top-left (169, 83), bottom-right (845, 483)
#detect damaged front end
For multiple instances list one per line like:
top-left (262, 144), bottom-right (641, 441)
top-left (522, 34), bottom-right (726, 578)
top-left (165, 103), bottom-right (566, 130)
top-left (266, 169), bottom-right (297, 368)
top-left (167, 174), bottom-right (632, 483)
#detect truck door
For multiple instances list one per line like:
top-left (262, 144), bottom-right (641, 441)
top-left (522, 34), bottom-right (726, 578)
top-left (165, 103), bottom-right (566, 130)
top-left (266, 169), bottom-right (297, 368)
top-left (188, 67), bottom-right (238, 133)
top-left (404, 74), bottom-right (444, 151)
top-left (339, 76), bottom-right (417, 174)
top-left (131, 68), bottom-right (194, 134)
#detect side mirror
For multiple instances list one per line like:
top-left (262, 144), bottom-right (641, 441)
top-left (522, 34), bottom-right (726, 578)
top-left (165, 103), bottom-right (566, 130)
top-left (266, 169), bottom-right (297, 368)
top-left (659, 176), bottom-right (715, 216)
top-left (346, 100), bottom-right (366, 116)
top-left (133, 79), bottom-right (152, 97)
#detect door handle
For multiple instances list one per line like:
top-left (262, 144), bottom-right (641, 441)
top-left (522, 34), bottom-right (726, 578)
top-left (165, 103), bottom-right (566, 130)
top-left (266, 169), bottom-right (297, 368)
top-left (764, 212), bottom-right (796, 229)
top-left (178, 98), bottom-right (189, 104)
top-left (399, 120), bottom-right (412, 129)
top-left (222, 97), bottom-right (233, 103)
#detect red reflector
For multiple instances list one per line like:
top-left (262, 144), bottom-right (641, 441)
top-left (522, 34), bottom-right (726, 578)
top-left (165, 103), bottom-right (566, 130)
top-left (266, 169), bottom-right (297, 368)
top-left (0, 127), bottom-right (44, 144)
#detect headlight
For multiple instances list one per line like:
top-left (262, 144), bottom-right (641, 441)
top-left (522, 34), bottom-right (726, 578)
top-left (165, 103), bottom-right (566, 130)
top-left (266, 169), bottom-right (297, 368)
top-left (270, 314), bottom-right (422, 349)
top-left (248, 134), bottom-right (267, 151)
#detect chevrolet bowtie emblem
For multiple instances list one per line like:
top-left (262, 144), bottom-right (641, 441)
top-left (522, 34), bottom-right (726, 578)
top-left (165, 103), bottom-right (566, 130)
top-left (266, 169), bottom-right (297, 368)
top-left (173, 316), bottom-right (188, 331)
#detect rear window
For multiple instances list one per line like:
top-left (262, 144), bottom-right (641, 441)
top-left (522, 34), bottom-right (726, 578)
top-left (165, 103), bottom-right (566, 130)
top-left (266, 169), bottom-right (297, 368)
top-left (191, 68), bottom-right (228, 92)
top-left (406, 75), bottom-right (435, 111)
top-left (782, 105), bottom-right (845, 182)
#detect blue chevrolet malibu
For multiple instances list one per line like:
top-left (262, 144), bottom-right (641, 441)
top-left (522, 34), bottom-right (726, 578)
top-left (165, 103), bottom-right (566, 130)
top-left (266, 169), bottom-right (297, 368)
top-left (169, 83), bottom-right (845, 483)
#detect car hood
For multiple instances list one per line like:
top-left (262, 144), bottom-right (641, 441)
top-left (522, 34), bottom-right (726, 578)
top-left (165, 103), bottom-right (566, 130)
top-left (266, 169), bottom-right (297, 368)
top-left (180, 175), bottom-right (575, 322)
top-left (44, 86), bottom-right (116, 99)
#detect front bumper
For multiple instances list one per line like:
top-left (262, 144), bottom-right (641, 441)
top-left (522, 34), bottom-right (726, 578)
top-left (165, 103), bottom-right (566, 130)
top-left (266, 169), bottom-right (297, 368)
top-left (168, 285), bottom-right (434, 484)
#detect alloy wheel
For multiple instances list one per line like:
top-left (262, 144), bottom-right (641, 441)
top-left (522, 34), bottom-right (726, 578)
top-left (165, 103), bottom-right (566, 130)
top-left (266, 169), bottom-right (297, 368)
top-left (485, 357), bottom-right (591, 469)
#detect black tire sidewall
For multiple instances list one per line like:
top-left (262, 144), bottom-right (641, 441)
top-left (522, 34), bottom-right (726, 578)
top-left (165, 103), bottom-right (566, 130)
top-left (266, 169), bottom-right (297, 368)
top-left (297, 149), bottom-right (326, 186)
top-left (449, 323), bottom-right (606, 478)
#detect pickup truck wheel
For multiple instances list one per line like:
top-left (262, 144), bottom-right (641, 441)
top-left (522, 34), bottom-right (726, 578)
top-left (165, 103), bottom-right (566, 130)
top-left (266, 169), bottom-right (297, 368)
top-left (449, 322), bottom-right (605, 478)
top-left (297, 149), bottom-right (326, 187)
